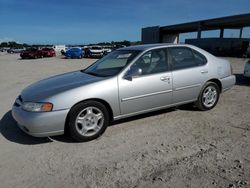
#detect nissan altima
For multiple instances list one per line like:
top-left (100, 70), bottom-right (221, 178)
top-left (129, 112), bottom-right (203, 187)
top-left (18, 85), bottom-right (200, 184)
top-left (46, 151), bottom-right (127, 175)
top-left (12, 44), bottom-right (235, 141)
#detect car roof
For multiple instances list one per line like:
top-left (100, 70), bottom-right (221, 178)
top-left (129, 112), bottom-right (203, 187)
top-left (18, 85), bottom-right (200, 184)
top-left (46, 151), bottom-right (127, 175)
top-left (119, 43), bottom-right (195, 51)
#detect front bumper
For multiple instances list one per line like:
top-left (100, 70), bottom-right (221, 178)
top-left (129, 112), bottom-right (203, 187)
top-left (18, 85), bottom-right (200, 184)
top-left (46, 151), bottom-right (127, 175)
top-left (90, 53), bottom-right (103, 57)
top-left (12, 105), bottom-right (69, 137)
top-left (220, 75), bottom-right (236, 92)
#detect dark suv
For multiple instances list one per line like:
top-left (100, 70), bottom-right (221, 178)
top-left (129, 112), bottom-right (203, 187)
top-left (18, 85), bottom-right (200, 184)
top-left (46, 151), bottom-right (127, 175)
top-left (20, 48), bottom-right (43, 59)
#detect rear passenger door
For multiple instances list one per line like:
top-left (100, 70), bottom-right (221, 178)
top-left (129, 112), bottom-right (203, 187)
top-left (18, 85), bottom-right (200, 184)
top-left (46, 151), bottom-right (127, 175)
top-left (168, 47), bottom-right (208, 104)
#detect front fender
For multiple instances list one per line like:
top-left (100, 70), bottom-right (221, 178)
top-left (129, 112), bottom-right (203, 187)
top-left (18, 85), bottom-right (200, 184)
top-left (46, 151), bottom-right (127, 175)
top-left (46, 77), bottom-right (121, 117)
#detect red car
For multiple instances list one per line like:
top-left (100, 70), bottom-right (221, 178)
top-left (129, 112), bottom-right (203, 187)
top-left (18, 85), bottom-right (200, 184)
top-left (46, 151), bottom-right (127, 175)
top-left (41, 48), bottom-right (56, 57)
top-left (20, 48), bottom-right (43, 59)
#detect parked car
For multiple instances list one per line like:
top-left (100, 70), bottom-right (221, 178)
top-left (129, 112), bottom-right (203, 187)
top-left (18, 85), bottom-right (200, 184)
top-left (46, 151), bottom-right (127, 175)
top-left (64, 47), bottom-right (84, 59)
top-left (7, 48), bottom-right (25, 53)
top-left (244, 60), bottom-right (250, 78)
top-left (0, 48), bottom-right (7, 52)
top-left (20, 48), bottom-right (43, 59)
top-left (12, 44), bottom-right (235, 141)
top-left (85, 46), bottom-right (103, 58)
top-left (52, 45), bottom-right (66, 52)
top-left (41, 48), bottom-right (56, 57)
top-left (103, 47), bottom-right (112, 56)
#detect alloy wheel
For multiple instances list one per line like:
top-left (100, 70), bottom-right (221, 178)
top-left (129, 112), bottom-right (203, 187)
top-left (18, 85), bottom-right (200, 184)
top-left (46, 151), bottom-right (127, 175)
top-left (75, 107), bottom-right (104, 137)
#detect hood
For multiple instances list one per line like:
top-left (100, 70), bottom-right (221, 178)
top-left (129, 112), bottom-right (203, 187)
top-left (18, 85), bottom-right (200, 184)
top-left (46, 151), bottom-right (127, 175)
top-left (21, 71), bottom-right (103, 101)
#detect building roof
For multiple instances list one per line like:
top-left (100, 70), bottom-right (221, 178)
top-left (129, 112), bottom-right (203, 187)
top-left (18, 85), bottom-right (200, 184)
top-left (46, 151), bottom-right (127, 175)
top-left (120, 43), bottom-right (195, 51)
top-left (120, 43), bottom-right (169, 51)
top-left (159, 13), bottom-right (250, 34)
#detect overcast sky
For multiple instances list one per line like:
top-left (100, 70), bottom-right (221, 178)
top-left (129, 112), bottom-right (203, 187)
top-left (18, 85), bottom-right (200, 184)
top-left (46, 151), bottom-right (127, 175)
top-left (0, 0), bottom-right (250, 44)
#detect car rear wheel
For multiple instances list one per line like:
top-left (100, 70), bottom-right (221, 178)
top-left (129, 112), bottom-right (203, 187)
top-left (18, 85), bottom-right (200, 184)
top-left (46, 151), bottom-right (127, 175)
top-left (196, 82), bottom-right (220, 111)
top-left (68, 101), bottom-right (109, 142)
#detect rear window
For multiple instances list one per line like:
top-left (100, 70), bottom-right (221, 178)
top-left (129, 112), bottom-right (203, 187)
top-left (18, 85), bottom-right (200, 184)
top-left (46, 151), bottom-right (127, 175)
top-left (169, 47), bottom-right (197, 70)
top-left (192, 49), bottom-right (207, 66)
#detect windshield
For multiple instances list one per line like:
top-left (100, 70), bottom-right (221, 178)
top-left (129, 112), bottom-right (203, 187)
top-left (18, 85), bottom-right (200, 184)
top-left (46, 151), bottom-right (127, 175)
top-left (84, 50), bottom-right (141, 77)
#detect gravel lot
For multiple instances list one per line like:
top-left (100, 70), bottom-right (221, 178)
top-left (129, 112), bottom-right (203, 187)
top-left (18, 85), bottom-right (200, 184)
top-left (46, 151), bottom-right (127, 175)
top-left (0, 52), bottom-right (249, 188)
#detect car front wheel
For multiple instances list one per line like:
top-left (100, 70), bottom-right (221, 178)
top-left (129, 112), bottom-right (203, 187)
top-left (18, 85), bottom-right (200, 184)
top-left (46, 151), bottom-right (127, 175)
top-left (196, 82), bottom-right (220, 111)
top-left (68, 101), bottom-right (109, 142)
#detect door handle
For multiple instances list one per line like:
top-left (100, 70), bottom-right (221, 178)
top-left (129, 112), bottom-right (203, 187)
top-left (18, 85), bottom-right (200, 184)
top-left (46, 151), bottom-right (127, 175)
top-left (201, 70), bottom-right (208, 74)
top-left (160, 76), bottom-right (170, 82)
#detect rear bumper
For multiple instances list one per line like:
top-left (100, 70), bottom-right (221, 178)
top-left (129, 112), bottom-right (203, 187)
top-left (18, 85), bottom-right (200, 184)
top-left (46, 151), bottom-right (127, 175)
top-left (12, 105), bottom-right (69, 137)
top-left (220, 75), bottom-right (236, 92)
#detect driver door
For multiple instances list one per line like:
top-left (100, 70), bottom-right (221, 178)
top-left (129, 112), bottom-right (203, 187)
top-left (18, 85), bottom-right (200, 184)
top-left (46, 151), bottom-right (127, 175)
top-left (118, 48), bottom-right (173, 115)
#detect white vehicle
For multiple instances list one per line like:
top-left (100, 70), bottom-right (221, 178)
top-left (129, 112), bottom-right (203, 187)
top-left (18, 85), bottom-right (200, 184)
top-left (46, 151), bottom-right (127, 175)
top-left (102, 47), bottom-right (112, 55)
top-left (244, 60), bottom-right (250, 78)
top-left (52, 45), bottom-right (66, 52)
top-left (88, 46), bottom-right (103, 58)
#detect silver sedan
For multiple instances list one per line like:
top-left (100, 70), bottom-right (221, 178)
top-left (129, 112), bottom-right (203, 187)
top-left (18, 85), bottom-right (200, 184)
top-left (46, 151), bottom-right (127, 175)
top-left (12, 44), bottom-right (235, 141)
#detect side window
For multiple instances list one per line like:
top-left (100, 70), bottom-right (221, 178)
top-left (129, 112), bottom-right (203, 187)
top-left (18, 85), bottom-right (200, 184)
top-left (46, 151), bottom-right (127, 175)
top-left (131, 48), bottom-right (168, 75)
top-left (169, 47), bottom-right (197, 70)
top-left (192, 49), bottom-right (207, 66)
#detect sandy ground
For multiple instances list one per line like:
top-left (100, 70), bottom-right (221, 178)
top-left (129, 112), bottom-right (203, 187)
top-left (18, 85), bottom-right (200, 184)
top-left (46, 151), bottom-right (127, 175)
top-left (0, 52), bottom-right (249, 188)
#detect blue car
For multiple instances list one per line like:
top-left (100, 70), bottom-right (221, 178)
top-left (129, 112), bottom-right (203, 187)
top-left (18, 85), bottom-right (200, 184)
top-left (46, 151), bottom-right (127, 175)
top-left (65, 48), bottom-right (84, 59)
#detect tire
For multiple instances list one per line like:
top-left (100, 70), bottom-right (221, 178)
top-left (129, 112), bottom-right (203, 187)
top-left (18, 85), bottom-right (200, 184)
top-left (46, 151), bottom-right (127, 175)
top-left (196, 82), bottom-right (220, 111)
top-left (67, 101), bottom-right (109, 142)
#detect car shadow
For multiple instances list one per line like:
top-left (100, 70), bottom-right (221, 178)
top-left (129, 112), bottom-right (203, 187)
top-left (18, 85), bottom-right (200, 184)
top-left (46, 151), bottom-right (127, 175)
top-left (110, 107), bottom-right (174, 126)
top-left (52, 106), bottom-right (197, 143)
top-left (235, 74), bottom-right (250, 86)
top-left (110, 106), bottom-right (197, 126)
top-left (18, 58), bottom-right (36, 61)
top-left (0, 111), bottom-right (52, 145)
top-left (0, 105), bottom-right (197, 145)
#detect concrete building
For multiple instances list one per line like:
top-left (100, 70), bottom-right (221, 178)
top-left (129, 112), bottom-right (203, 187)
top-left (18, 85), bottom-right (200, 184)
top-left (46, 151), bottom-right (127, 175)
top-left (141, 13), bottom-right (250, 57)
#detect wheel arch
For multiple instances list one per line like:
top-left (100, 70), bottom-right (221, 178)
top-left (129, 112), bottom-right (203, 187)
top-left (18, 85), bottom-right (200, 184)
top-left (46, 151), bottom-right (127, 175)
top-left (64, 98), bottom-right (114, 134)
top-left (206, 78), bottom-right (222, 93)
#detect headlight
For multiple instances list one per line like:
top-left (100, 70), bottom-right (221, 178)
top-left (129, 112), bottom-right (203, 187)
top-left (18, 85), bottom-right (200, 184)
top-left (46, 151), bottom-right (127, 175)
top-left (22, 102), bottom-right (53, 112)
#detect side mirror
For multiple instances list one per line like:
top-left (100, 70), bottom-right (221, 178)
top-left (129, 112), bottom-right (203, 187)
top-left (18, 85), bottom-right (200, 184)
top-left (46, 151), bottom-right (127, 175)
top-left (124, 67), bottom-right (142, 81)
